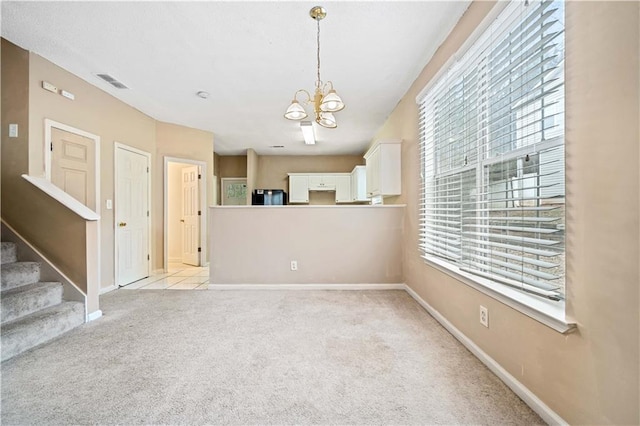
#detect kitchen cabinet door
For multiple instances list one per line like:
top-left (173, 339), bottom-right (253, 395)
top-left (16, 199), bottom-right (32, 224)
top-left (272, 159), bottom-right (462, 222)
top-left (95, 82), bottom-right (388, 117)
top-left (351, 165), bottom-right (368, 202)
top-left (289, 175), bottom-right (309, 203)
top-left (335, 175), bottom-right (351, 203)
top-left (308, 175), bottom-right (336, 191)
top-left (364, 140), bottom-right (401, 197)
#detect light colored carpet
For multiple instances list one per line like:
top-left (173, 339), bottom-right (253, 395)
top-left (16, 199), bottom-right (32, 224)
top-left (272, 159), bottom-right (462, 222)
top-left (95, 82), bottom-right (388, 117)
top-left (1, 289), bottom-right (543, 425)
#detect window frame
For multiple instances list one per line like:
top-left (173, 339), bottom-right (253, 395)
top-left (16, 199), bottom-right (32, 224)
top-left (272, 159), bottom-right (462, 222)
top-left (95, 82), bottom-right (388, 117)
top-left (416, 0), bottom-right (575, 333)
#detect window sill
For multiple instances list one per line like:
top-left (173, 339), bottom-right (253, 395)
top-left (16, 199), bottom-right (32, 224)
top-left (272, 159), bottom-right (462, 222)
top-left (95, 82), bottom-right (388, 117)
top-left (422, 255), bottom-right (576, 334)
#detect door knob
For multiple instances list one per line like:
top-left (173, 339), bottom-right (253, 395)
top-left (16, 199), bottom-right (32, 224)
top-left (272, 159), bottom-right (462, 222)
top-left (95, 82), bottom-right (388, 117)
top-left (180, 219), bottom-right (185, 223)
top-left (119, 222), bottom-right (127, 227)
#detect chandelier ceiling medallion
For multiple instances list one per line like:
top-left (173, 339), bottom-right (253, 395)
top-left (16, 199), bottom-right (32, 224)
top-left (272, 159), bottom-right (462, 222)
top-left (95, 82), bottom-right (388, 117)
top-left (284, 6), bottom-right (345, 129)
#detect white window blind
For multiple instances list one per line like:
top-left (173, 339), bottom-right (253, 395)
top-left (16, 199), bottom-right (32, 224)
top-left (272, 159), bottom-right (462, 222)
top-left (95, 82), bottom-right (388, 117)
top-left (418, 0), bottom-right (565, 300)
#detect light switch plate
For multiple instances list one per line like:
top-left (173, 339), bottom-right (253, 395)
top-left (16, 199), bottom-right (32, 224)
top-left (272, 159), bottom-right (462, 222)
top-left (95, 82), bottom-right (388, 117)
top-left (9, 124), bottom-right (18, 138)
top-left (42, 81), bottom-right (57, 93)
top-left (106, 199), bottom-right (113, 210)
top-left (60, 90), bottom-right (75, 100)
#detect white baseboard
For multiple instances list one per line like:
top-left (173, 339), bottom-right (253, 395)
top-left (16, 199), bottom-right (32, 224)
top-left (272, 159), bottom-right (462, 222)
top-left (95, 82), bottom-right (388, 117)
top-left (168, 257), bottom-right (181, 263)
top-left (99, 285), bottom-right (117, 295)
top-left (403, 284), bottom-right (567, 426)
top-left (208, 283), bottom-right (406, 291)
top-left (86, 310), bottom-right (102, 322)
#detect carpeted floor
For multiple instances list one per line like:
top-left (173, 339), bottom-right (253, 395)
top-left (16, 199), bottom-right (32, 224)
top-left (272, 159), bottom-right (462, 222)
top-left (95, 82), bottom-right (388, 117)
top-left (1, 289), bottom-right (543, 425)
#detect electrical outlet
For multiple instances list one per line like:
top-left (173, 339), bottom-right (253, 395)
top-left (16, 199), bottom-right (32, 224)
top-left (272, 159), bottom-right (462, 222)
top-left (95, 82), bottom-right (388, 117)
top-left (479, 305), bottom-right (489, 328)
top-left (290, 260), bottom-right (298, 271)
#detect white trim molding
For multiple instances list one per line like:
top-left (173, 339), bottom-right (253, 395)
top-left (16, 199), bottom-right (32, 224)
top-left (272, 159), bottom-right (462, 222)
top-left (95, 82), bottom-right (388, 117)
top-left (422, 255), bottom-right (576, 334)
top-left (99, 285), bottom-right (118, 295)
top-left (163, 156), bottom-right (208, 272)
top-left (403, 284), bottom-right (568, 426)
top-left (208, 283), bottom-right (406, 291)
top-left (86, 310), bottom-right (103, 322)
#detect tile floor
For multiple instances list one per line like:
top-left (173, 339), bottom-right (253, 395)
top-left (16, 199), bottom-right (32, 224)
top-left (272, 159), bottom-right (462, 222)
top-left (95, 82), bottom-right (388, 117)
top-left (121, 263), bottom-right (209, 290)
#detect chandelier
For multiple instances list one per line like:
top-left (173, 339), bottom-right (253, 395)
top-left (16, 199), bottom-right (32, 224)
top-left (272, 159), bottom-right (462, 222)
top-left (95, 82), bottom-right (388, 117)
top-left (284, 6), bottom-right (345, 129)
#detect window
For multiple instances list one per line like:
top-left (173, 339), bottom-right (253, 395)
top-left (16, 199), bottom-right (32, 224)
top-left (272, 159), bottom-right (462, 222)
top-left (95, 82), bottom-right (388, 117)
top-left (418, 0), bottom-right (565, 301)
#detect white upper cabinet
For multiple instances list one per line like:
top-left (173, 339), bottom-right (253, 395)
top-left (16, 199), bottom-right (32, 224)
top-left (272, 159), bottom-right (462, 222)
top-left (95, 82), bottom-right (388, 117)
top-left (335, 175), bottom-right (351, 203)
top-left (289, 175), bottom-right (309, 203)
top-left (364, 140), bottom-right (401, 197)
top-left (308, 175), bottom-right (336, 191)
top-left (289, 172), bottom-right (361, 204)
top-left (351, 165), bottom-right (368, 202)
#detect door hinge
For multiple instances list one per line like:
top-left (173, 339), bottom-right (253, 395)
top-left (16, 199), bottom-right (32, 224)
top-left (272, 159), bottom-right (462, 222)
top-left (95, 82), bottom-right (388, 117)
top-left (198, 174), bottom-right (202, 179)
top-left (50, 142), bottom-right (53, 152)
top-left (147, 254), bottom-right (150, 260)
top-left (147, 211), bottom-right (149, 217)
top-left (147, 166), bottom-right (149, 172)
top-left (197, 247), bottom-right (201, 253)
top-left (198, 210), bottom-right (201, 216)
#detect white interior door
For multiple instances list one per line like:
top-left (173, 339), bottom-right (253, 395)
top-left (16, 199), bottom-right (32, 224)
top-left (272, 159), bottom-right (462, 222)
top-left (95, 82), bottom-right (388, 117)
top-left (116, 146), bottom-right (150, 285)
top-left (181, 165), bottom-right (200, 266)
top-left (51, 127), bottom-right (96, 210)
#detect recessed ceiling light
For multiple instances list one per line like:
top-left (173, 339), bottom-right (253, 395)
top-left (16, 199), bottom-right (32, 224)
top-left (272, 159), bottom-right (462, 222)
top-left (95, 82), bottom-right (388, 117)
top-left (196, 91), bottom-right (209, 99)
top-left (270, 145), bottom-right (285, 148)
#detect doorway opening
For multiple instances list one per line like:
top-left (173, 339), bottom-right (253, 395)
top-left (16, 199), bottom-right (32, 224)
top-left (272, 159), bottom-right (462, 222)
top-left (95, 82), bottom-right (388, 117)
top-left (164, 157), bottom-right (208, 272)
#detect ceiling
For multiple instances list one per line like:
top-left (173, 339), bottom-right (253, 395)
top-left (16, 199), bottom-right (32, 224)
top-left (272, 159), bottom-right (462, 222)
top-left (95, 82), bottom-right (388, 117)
top-left (1, 1), bottom-right (470, 156)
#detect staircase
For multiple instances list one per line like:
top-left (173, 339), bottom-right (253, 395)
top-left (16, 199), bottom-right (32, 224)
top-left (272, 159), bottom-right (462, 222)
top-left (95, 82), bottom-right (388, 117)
top-left (1, 242), bottom-right (84, 362)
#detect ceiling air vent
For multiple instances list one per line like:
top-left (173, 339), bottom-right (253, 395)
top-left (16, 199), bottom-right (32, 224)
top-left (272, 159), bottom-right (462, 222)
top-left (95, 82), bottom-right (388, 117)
top-left (95, 73), bottom-right (129, 89)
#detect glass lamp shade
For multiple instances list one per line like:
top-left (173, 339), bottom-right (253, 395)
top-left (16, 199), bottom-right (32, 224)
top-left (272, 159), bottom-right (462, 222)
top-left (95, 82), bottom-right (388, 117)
top-left (317, 111), bottom-right (337, 128)
top-left (284, 100), bottom-right (308, 120)
top-left (320, 90), bottom-right (345, 112)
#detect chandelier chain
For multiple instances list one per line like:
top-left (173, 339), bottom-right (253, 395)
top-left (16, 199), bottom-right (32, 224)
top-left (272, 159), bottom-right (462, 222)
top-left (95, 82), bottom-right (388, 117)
top-left (316, 18), bottom-right (321, 89)
top-left (284, 6), bottom-right (344, 129)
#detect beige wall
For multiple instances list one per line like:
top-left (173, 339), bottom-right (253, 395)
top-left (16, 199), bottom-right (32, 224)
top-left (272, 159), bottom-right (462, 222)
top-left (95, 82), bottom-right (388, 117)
top-left (26, 49), bottom-right (157, 289)
top-left (217, 155), bottom-right (247, 178)
top-left (210, 206), bottom-right (403, 284)
top-left (375, 1), bottom-right (639, 423)
top-left (256, 155), bottom-right (363, 191)
top-left (3, 41), bottom-right (216, 290)
top-left (216, 155), bottom-right (247, 205)
top-left (214, 154), bottom-right (362, 205)
top-left (155, 121), bottom-right (214, 269)
top-left (246, 149), bottom-right (259, 205)
top-left (1, 40), bottom-right (90, 295)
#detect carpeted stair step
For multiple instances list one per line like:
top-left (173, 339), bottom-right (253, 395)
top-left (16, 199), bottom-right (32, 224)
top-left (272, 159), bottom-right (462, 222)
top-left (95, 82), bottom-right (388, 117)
top-left (1, 301), bottom-right (84, 362)
top-left (1, 262), bottom-right (40, 291)
top-left (1, 282), bottom-right (64, 324)
top-left (1, 242), bottom-right (17, 264)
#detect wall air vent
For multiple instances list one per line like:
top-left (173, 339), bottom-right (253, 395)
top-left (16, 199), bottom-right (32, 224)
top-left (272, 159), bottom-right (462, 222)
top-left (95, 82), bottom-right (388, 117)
top-left (270, 145), bottom-right (285, 148)
top-left (95, 73), bottom-right (129, 89)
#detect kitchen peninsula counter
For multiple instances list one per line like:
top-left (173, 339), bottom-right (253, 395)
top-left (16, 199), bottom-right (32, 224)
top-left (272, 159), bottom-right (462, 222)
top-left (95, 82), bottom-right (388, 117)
top-left (209, 204), bottom-right (405, 285)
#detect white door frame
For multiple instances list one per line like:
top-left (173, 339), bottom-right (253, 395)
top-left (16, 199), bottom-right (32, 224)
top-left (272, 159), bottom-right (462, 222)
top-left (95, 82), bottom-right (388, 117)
top-left (114, 142), bottom-right (152, 286)
top-left (163, 156), bottom-right (208, 271)
top-left (44, 118), bottom-right (101, 289)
